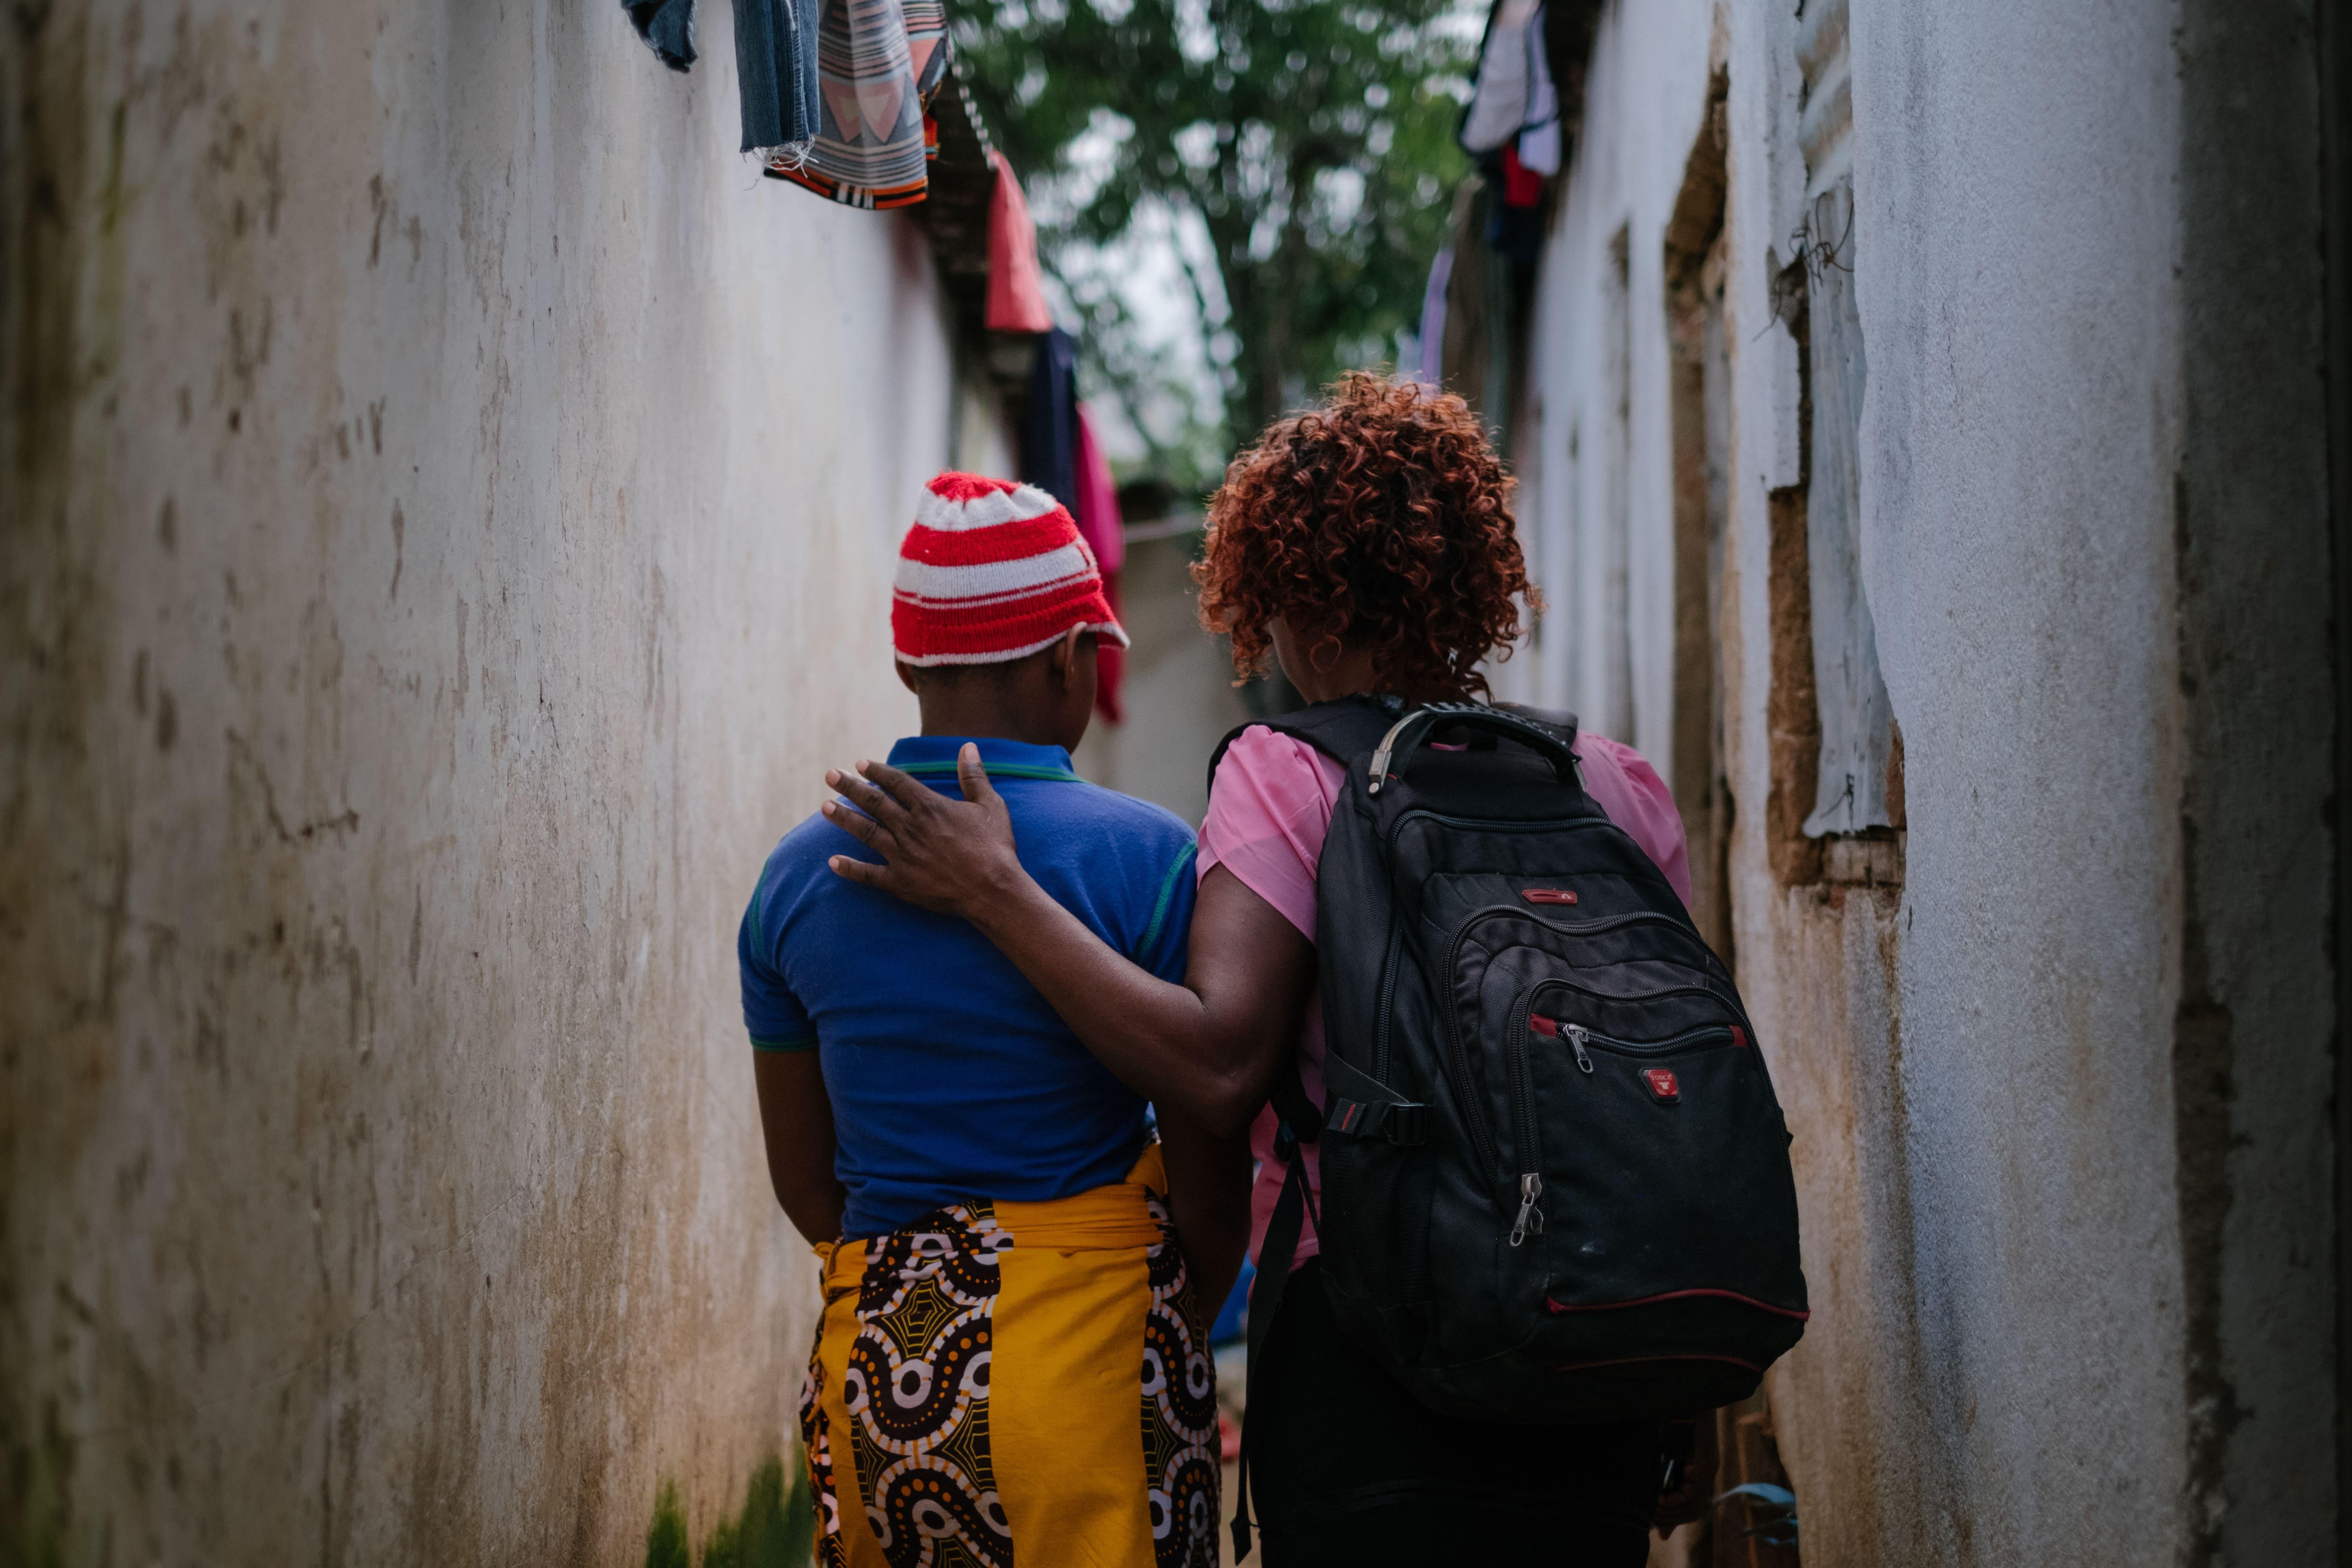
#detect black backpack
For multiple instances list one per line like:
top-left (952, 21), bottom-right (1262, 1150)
top-left (1220, 696), bottom-right (1807, 1555)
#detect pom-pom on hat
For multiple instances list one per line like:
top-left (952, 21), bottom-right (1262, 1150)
top-left (892, 473), bottom-right (1131, 666)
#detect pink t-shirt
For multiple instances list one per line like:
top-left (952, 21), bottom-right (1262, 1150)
top-left (1197, 725), bottom-right (1694, 1270)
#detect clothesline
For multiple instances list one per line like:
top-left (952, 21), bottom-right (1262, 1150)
top-left (1416, 0), bottom-right (1573, 422)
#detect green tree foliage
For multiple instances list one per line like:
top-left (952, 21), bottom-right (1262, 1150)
top-left (954, 0), bottom-right (1475, 475)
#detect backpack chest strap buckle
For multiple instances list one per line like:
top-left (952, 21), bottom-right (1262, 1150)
top-left (1324, 1096), bottom-right (1428, 1147)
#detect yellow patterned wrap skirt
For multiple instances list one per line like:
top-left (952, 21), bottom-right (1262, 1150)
top-left (800, 1143), bottom-right (1221, 1568)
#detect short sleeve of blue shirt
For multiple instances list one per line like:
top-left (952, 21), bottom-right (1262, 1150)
top-left (738, 875), bottom-right (816, 1052)
top-left (1130, 840), bottom-right (1199, 986)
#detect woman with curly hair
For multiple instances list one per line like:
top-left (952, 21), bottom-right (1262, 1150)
top-left (820, 375), bottom-right (1701, 1566)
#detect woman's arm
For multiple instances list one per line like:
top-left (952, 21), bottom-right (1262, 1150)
top-left (819, 750), bottom-right (1314, 1139)
top-left (1154, 1106), bottom-right (1256, 1321)
top-left (752, 1050), bottom-right (848, 1246)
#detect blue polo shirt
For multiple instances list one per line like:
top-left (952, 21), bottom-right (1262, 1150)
top-left (738, 735), bottom-right (1198, 1238)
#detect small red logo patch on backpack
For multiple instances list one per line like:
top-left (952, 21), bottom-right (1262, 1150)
top-left (1522, 888), bottom-right (1578, 906)
top-left (1642, 1069), bottom-right (1681, 1103)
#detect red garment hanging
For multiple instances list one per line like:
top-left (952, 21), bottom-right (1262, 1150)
top-left (985, 151), bottom-right (1054, 332)
top-left (1500, 143), bottom-right (1544, 207)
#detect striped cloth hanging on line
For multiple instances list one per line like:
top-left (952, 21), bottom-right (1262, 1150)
top-left (766, 0), bottom-right (949, 209)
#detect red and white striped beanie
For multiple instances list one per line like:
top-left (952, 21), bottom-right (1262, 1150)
top-left (892, 473), bottom-right (1131, 666)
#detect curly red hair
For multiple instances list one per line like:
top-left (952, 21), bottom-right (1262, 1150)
top-left (1194, 374), bottom-right (1537, 699)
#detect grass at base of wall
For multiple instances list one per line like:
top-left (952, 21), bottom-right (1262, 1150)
top-left (646, 1452), bottom-right (815, 1568)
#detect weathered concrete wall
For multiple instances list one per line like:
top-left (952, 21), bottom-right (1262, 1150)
top-left (1513, 0), bottom-right (2336, 1561)
top-left (1837, 5), bottom-right (2192, 1558)
top-left (2, 2), bottom-right (953, 1561)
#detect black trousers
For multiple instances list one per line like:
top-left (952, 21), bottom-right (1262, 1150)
top-left (1249, 1259), bottom-right (1662, 1568)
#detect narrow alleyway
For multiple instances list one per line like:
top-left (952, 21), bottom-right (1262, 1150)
top-left (4, 0), bottom-right (2347, 1565)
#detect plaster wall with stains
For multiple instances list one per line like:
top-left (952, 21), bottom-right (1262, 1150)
top-left (1511, 0), bottom-right (2335, 1562)
top-left (2, 1), bottom-right (949, 1561)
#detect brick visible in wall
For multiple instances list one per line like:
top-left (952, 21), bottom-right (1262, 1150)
top-left (1766, 485), bottom-right (1824, 887)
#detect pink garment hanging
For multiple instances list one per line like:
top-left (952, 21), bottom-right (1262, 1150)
top-left (985, 151), bottom-right (1054, 332)
top-left (1071, 406), bottom-right (1125, 572)
top-left (1072, 406), bottom-right (1127, 721)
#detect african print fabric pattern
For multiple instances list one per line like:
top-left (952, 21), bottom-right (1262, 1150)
top-left (799, 1145), bottom-right (1218, 1568)
top-left (815, 1202), bottom-right (1013, 1568)
top-left (801, 1332), bottom-right (851, 1568)
top-left (1140, 1192), bottom-right (1221, 1568)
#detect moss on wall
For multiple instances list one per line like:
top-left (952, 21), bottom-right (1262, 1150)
top-left (645, 1455), bottom-right (815, 1568)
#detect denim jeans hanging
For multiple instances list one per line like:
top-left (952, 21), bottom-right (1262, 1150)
top-left (736, 0), bottom-right (823, 163)
top-left (623, 0), bottom-right (696, 69)
top-left (622, 0), bottom-right (818, 162)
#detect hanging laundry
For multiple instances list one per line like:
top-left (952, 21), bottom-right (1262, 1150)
top-left (622, 0), bottom-right (696, 70)
top-left (1461, 0), bottom-right (1561, 178)
top-left (1460, 0), bottom-right (1533, 152)
top-left (1022, 328), bottom-right (1080, 510)
top-left (1460, 0), bottom-right (1557, 265)
top-left (904, 0), bottom-right (950, 101)
top-left (1499, 144), bottom-right (1544, 207)
top-left (1515, 7), bottom-right (1562, 176)
top-left (1483, 151), bottom-right (1546, 262)
top-left (765, 0), bottom-right (945, 208)
top-left (986, 151), bottom-right (1056, 332)
top-left (1071, 407), bottom-right (1125, 575)
top-left (622, 0), bottom-right (824, 165)
top-left (1071, 406), bottom-right (1127, 724)
top-left (738, 0), bottom-right (824, 165)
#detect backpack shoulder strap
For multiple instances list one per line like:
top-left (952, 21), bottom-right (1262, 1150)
top-left (1203, 692), bottom-right (1406, 800)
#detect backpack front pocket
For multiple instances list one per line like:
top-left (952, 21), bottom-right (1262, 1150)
top-left (1446, 909), bottom-right (1741, 1220)
top-left (1520, 993), bottom-right (1803, 1329)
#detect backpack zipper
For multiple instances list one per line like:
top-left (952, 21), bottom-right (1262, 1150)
top-left (1534, 977), bottom-right (1751, 1036)
top-left (1503, 991), bottom-right (1546, 1244)
top-left (1445, 908), bottom-right (1735, 1019)
top-left (1508, 1172), bottom-right (1545, 1247)
top-left (1435, 905), bottom-right (1724, 1217)
top-left (1492, 907), bottom-right (1731, 978)
top-left (1563, 1021), bottom-right (1741, 1057)
top-left (1435, 915), bottom-right (1508, 1187)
